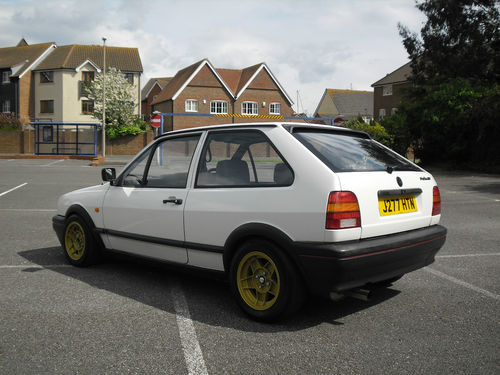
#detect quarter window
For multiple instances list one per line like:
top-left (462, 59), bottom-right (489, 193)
top-left (210, 100), bottom-right (228, 114)
top-left (122, 135), bottom-right (201, 188)
top-left (185, 99), bottom-right (198, 112)
top-left (196, 131), bottom-right (293, 188)
top-left (242, 101), bottom-right (258, 115)
top-left (269, 102), bottom-right (281, 115)
top-left (40, 71), bottom-right (54, 83)
top-left (40, 100), bottom-right (54, 114)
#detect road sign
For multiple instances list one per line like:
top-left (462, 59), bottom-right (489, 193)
top-left (150, 113), bottom-right (161, 128)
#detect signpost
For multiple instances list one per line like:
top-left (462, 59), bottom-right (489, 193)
top-left (150, 113), bottom-right (161, 129)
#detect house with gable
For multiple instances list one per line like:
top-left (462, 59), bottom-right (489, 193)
top-left (371, 61), bottom-right (412, 120)
top-left (314, 89), bottom-right (374, 124)
top-left (32, 44), bottom-right (143, 123)
top-left (141, 77), bottom-right (173, 121)
top-left (151, 59), bottom-right (294, 131)
top-left (0, 39), bottom-right (56, 123)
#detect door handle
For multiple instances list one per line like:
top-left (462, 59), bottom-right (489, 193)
top-left (163, 197), bottom-right (183, 205)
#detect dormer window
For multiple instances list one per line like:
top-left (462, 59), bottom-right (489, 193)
top-left (40, 71), bottom-right (54, 83)
top-left (82, 71), bottom-right (94, 83)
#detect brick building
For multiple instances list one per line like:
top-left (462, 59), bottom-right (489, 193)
top-left (141, 77), bottom-right (172, 121)
top-left (371, 61), bottom-right (412, 120)
top-left (0, 39), bottom-right (56, 124)
top-left (151, 59), bottom-right (294, 131)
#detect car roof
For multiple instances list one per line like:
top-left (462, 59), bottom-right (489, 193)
top-left (155, 122), bottom-right (370, 140)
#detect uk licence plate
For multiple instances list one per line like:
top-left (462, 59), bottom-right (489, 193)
top-left (378, 195), bottom-right (418, 216)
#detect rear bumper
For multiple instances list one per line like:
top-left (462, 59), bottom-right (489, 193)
top-left (294, 225), bottom-right (447, 295)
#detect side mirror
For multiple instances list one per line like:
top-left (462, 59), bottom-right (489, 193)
top-left (101, 168), bottom-right (116, 184)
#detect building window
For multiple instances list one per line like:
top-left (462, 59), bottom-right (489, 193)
top-left (40, 100), bottom-right (54, 114)
top-left (2, 100), bottom-right (10, 113)
top-left (391, 108), bottom-right (398, 115)
top-left (2, 71), bottom-right (10, 84)
top-left (269, 102), bottom-right (281, 115)
top-left (185, 99), bottom-right (198, 112)
top-left (242, 101), bottom-right (258, 115)
top-left (82, 71), bottom-right (95, 84)
top-left (382, 85), bottom-right (393, 96)
top-left (40, 71), bottom-right (54, 83)
top-left (124, 73), bottom-right (134, 84)
top-left (82, 100), bottom-right (94, 114)
top-left (379, 108), bottom-right (386, 119)
top-left (210, 100), bottom-right (228, 114)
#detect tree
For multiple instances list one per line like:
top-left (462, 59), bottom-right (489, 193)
top-left (344, 116), bottom-right (393, 147)
top-left (394, 0), bottom-right (500, 167)
top-left (85, 67), bottom-right (146, 139)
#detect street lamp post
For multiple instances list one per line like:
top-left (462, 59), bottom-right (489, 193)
top-left (102, 37), bottom-right (107, 157)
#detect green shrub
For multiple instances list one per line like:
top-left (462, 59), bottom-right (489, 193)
top-left (105, 117), bottom-right (148, 140)
top-left (0, 114), bottom-right (22, 131)
top-left (343, 115), bottom-right (392, 147)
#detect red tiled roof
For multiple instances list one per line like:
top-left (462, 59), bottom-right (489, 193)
top-left (34, 44), bottom-right (143, 72)
top-left (0, 42), bottom-right (55, 77)
top-left (151, 59), bottom-right (205, 105)
top-left (151, 59), bottom-right (293, 106)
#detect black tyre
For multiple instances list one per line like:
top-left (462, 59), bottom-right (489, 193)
top-left (229, 240), bottom-right (305, 322)
top-left (62, 214), bottom-right (100, 267)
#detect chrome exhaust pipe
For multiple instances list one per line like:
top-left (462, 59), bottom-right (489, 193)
top-left (346, 288), bottom-right (372, 301)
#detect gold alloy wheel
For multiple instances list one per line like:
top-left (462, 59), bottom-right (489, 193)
top-left (236, 251), bottom-right (280, 311)
top-left (64, 221), bottom-right (86, 261)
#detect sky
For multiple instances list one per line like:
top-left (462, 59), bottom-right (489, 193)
top-left (0, 0), bottom-right (426, 115)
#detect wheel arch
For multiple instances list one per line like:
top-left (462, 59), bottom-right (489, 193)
top-left (64, 204), bottom-right (104, 247)
top-left (223, 223), bottom-right (307, 282)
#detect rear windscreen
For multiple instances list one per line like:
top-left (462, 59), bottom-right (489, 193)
top-left (293, 130), bottom-right (422, 173)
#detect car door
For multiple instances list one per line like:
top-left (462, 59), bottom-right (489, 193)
top-left (102, 134), bottom-right (201, 263)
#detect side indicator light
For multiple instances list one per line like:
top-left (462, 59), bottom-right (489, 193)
top-left (326, 191), bottom-right (361, 229)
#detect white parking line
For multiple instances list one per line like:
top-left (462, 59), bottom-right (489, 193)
top-left (425, 267), bottom-right (500, 301)
top-left (437, 253), bottom-right (500, 258)
top-left (170, 279), bottom-right (208, 375)
top-left (0, 264), bottom-right (72, 269)
top-left (42, 160), bottom-right (64, 167)
top-left (0, 183), bottom-right (28, 197)
top-left (0, 208), bottom-right (56, 212)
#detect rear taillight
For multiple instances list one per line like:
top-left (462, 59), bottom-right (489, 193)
top-left (326, 191), bottom-right (361, 229)
top-left (432, 186), bottom-right (441, 216)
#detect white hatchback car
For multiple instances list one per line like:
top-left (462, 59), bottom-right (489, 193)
top-left (53, 122), bottom-right (447, 321)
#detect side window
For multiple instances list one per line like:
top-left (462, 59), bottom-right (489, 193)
top-left (196, 131), bottom-right (293, 188)
top-left (122, 135), bottom-right (200, 188)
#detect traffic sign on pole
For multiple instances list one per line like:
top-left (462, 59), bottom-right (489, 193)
top-left (150, 113), bottom-right (161, 128)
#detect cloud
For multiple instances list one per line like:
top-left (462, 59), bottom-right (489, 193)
top-left (0, 0), bottom-right (425, 114)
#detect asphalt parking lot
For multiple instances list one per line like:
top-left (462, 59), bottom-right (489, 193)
top-left (1, 158), bottom-right (499, 375)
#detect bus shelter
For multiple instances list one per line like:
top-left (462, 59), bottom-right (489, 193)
top-left (31, 122), bottom-right (100, 156)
